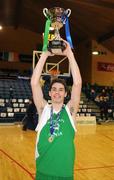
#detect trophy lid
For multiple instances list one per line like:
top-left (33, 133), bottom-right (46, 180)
top-left (47, 7), bottom-right (67, 29)
top-left (49, 7), bottom-right (66, 17)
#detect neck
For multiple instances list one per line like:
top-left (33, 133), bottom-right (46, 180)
top-left (51, 102), bottom-right (64, 111)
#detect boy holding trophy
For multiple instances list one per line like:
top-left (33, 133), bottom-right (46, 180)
top-left (31, 7), bottom-right (82, 180)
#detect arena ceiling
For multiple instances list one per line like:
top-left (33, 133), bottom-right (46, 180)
top-left (0, 0), bottom-right (114, 53)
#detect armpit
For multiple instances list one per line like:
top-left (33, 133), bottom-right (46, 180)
top-left (70, 106), bottom-right (75, 115)
top-left (40, 106), bottom-right (44, 114)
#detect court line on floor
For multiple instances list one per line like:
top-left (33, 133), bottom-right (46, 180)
top-left (75, 164), bottom-right (114, 171)
top-left (0, 149), bottom-right (35, 179)
top-left (99, 133), bottom-right (114, 141)
top-left (1, 149), bottom-right (114, 175)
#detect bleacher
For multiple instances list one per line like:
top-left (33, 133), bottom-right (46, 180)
top-left (0, 78), bottom-right (32, 123)
top-left (76, 93), bottom-right (98, 125)
top-left (82, 83), bottom-right (114, 122)
top-left (77, 93), bottom-right (100, 117)
top-left (1, 77), bottom-right (114, 125)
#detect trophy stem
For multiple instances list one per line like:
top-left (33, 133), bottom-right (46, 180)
top-left (54, 28), bottom-right (61, 40)
top-left (42, 7), bottom-right (73, 53)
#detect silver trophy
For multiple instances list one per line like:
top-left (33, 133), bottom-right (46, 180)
top-left (43, 7), bottom-right (71, 54)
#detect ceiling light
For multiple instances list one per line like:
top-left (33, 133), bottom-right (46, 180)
top-left (92, 51), bottom-right (99, 55)
top-left (92, 51), bottom-right (107, 55)
top-left (0, 25), bottom-right (3, 30)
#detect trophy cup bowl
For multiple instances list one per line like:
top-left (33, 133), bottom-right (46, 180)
top-left (43, 7), bottom-right (71, 54)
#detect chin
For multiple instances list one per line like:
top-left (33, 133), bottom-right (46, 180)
top-left (52, 99), bottom-right (64, 104)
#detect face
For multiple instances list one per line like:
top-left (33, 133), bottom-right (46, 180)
top-left (49, 82), bottom-right (67, 104)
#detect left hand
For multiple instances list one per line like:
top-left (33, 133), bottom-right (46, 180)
top-left (59, 39), bottom-right (73, 57)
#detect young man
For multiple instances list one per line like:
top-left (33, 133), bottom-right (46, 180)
top-left (31, 40), bottom-right (82, 180)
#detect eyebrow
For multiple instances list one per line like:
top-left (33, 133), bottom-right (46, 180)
top-left (51, 87), bottom-right (64, 90)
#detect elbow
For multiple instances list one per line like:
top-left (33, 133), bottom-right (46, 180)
top-left (74, 77), bottom-right (82, 87)
top-left (78, 75), bottom-right (82, 86)
top-left (31, 75), bottom-right (41, 89)
top-left (78, 76), bottom-right (82, 85)
top-left (80, 77), bottom-right (82, 86)
top-left (31, 76), bottom-right (34, 87)
top-left (31, 76), bottom-right (37, 88)
top-left (79, 79), bottom-right (82, 89)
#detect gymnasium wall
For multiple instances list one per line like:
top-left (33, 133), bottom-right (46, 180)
top-left (0, 26), bottom-right (114, 86)
top-left (0, 61), bottom-right (31, 72)
top-left (77, 40), bottom-right (92, 84)
top-left (92, 40), bottom-right (114, 86)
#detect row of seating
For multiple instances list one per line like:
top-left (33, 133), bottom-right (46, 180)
top-left (0, 78), bottom-right (32, 99)
top-left (0, 78), bottom-right (101, 123)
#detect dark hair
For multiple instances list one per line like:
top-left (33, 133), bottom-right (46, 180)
top-left (49, 78), bottom-right (67, 92)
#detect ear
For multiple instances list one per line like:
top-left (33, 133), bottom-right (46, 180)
top-left (49, 91), bottom-right (51, 97)
top-left (64, 92), bottom-right (67, 97)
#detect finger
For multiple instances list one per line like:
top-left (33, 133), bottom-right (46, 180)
top-left (60, 38), bottom-right (69, 45)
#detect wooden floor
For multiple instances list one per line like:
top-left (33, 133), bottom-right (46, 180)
top-left (0, 123), bottom-right (114, 180)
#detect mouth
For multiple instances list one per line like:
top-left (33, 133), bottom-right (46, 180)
top-left (53, 95), bottom-right (61, 98)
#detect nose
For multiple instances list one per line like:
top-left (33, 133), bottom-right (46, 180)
top-left (55, 90), bottom-right (59, 94)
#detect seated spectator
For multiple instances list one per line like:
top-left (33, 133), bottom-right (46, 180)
top-left (99, 95), bottom-right (109, 121)
top-left (22, 98), bottom-right (38, 131)
top-left (89, 88), bottom-right (96, 101)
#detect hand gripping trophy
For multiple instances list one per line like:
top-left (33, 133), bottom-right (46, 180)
top-left (42, 7), bottom-right (73, 54)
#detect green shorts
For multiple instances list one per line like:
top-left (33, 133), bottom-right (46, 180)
top-left (36, 171), bottom-right (74, 180)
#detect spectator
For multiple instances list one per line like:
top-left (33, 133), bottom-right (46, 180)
top-left (99, 95), bottom-right (109, 121)
top-left (22, 98), bottom-right (37, 131)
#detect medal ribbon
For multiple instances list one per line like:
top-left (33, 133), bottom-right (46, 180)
top-left (65, 17), bottom-right (73, 48)
top-left (50, 105), bottom-right (64, 136)
top-left (42, 18), bottom-right (51, 51)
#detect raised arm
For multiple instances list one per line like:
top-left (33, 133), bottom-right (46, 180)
top-left (63, 41), bottom-right (82, 118)
top-left (31, 52), bottom-right (49, 115)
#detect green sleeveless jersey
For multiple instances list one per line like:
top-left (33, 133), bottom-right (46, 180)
top-left (36, 105), bottom-right (76, 179)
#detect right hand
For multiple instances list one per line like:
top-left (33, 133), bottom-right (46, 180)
top-left (54, 39), bottom-right (73, 57)
top-left (62, 39), bottom-right (73, 57)
top-left (42, 50), bottom-right (55, 57)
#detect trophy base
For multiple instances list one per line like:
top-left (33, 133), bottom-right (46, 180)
top-left (48, 40), bottom-right (66, 54)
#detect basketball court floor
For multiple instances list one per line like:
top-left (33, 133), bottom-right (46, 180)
top-left (0, 123), bottom-right (114, 180)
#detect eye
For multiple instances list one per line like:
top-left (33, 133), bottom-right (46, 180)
top-left (59, 88), bottom-right (64, 92)
top-left (51, 88), bottom-right (56, 91)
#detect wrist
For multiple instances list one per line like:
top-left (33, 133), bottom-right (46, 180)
top-left (41, 51), bottom-right (49, 58)
top-left (67, 51), bottom-right (74, 59)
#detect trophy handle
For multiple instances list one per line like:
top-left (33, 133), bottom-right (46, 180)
top-left (65, 9), bottom-right (71, 17)
top-left (43, 8), bottom-right (49, 18)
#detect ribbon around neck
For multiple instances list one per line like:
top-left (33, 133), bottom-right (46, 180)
top-left (42, 19), bottom-right (51, 51)
top-left (65, 17), bottom-right (73, 48)
top-left (50, 105), bottom-right (64, 135)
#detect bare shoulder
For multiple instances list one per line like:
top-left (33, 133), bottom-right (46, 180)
top-left (67, 103), bottom-right (75, 115)
top-left (67, 100), bottom-right (79, 116)
top-left (66, 102), bottom-right (77, 124)
top-left (35, 99), bottom-right (47, 116)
